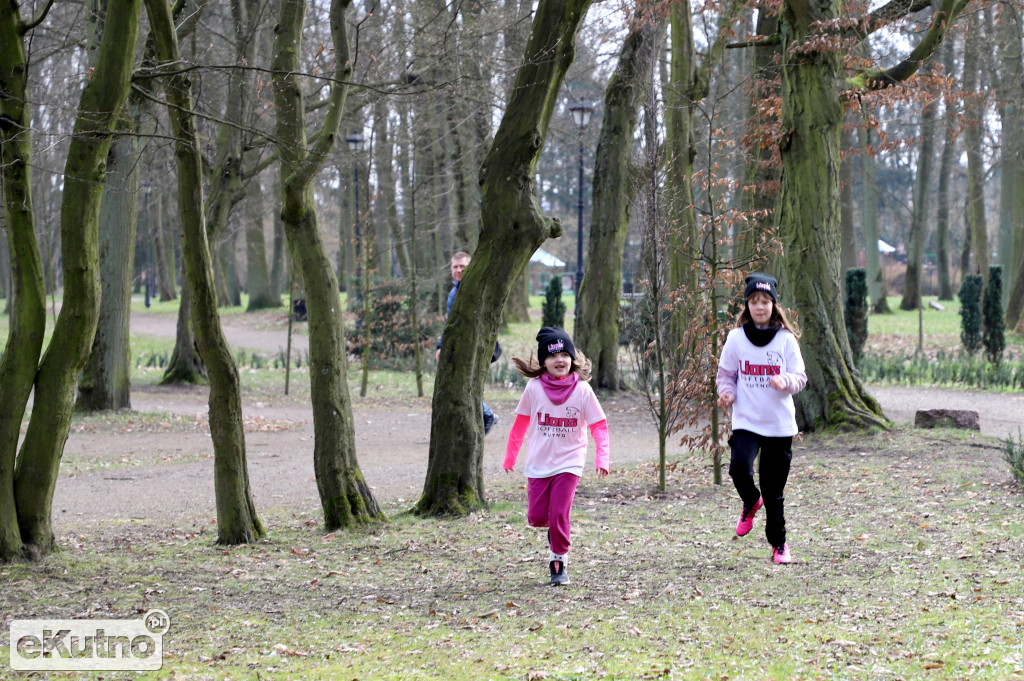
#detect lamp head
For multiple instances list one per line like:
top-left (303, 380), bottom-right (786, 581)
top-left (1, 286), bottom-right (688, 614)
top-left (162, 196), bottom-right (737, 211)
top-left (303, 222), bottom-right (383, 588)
top-left (569, 99), bottom-right (594, 129)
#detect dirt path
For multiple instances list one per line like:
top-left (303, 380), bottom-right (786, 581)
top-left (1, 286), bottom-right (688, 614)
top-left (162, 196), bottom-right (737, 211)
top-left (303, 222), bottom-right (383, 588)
top-left (50, 311), bottom-right (1023, 535)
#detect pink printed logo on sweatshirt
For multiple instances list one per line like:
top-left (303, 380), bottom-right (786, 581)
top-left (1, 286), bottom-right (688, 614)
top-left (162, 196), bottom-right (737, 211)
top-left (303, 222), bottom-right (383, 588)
top-left (537, 412), bottom-right (578, 428)
top-left (739, 360), bottom-right (781, 376)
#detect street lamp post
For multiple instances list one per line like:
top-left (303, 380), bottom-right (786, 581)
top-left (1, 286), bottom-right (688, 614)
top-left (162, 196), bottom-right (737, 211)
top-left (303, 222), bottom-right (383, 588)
top-left (345, 132), bottom-right (367, 303)
top-left (569, 99), bottom-right (593, 332)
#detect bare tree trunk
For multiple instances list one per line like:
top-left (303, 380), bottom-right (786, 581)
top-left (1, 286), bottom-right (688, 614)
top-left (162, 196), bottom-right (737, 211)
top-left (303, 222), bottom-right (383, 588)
top-left (145, 0), bottom-right (264, 544)
top-left (269, 173), bottom-right (286, 301)
top-left (900, 89), bottom-right (937, 310)
top-left (840, 125), bottom-right (858, 295)
top-left (13, 0), bottom-right (140, 554)
top-left (996, 0), bottom-right (1022, 304)
top-left (859, 125), bottom-right (890, 313)
top-left (936, 39), bottom-right (958, 301)
top-left (963, 15), bottom-right (989, 280)
top-left (272, 0), bottom-right (382, 529)
top-left (576, 15), bottom-right (658, 391)
top-left (736, 10), bottom-right (781, 268)
top-left (151, 184), bottom-right (177, 301)
top-left (372, 95), bottom-right (410, 277)
top-left (245, 194), bottom-right (279, 310)
top-left (417, 0), bottom-right (592, 516)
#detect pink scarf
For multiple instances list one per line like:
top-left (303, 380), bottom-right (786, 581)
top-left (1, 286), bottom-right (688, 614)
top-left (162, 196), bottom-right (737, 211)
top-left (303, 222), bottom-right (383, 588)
top-left (540, 372), bottom-right (578, 405)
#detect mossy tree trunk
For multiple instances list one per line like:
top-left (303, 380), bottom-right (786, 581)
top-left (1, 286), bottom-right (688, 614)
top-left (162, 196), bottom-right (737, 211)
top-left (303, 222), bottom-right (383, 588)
top-left (11, 0), bottom-right (140, 556)
top-left (272, 0), bottom-right (382, 529)
top-left (778, 0), bottom-right (966, 429)
top-left (0, 1), bottom-right (49, 562)
top-left (77, 128), bottom-right (139, 411)
top-left (778, 23), bottom-right (886, 430)
top-left (416, 0), bottom-right (592, 517)
top-left (145, 0), bottom-right (264, 544)
top-left (576, 16), bottom-right (658, 391)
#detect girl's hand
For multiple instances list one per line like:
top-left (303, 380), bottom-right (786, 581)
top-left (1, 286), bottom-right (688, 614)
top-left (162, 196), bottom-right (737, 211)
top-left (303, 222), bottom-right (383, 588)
top-left (596, 467), bottom-right (608, 478)
top-left (503, 466), bottom-right (515, 473)
top-left (769, 375), bottom-right (787, 391)
top-left (717, 393), bottom-right (735, 409)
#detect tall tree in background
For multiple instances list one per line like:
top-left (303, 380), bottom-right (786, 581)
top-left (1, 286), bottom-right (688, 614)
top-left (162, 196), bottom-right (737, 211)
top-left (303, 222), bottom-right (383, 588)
top-left (858, 124), bottom-right (889, 313)
top-left (900, 80), bottom-right (938, 311)
top-left (575, 13), bottom-right (659, 391)
top-left (935, 38), bottom-right (959, 302)
top-left (6, 0), bottom-right (140, 558)
top-left (417, 0), bottom-right (592, 516)
top-left (962, 13), bottom-right (989, 281)
top-left (273, 0), bottom-right (382, 528)
top-left (776, 0), bottom-right (966, 429)
top-left (736, 10), bottom-right (782, 270)
top-left (995, 1), bottom-right (1022, 305)
top-left (839, 127), bottom-right (858, 288)
top-left (664, 0), bottom-right (746, 351)
top-left (145, 0), bottom-right (264, 543)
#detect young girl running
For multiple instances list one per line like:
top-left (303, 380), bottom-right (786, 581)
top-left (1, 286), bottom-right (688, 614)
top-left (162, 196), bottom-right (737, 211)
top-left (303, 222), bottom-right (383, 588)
top-left (504, 327), bottom-right (610, 586)
top-left (716, 273), bottom-right (807, 564)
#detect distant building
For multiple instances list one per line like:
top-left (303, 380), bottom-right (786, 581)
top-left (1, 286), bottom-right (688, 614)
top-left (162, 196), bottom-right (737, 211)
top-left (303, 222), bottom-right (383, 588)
top-left (529, 248), bottom-right (569, 295)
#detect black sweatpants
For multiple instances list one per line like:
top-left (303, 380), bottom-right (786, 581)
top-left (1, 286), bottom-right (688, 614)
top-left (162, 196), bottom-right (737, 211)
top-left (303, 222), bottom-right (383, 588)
top-left (728, 428), bottom-right (793, 549)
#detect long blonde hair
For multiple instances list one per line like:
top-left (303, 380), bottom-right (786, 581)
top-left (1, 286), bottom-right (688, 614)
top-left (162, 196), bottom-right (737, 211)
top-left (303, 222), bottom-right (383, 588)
top-left (511, 350), bottom-right (592, 382)
top-left (736, 291), bottom-right (801, 338)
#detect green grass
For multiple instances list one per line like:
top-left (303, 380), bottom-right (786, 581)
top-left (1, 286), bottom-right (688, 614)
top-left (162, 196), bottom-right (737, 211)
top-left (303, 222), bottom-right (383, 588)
top-left (866, 296), bottom-right (1023, 350)
top-left (2, 429), bottom-right (1022, 680)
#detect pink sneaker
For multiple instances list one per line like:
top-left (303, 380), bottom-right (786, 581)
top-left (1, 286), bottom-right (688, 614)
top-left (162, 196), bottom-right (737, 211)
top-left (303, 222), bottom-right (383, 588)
top-left (735, 496), bottom-right (763, 537)
top-left (771, 543), bottom-right (792, 564)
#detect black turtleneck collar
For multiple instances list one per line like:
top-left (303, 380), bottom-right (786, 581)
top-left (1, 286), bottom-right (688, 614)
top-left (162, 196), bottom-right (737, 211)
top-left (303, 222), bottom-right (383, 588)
top-left (742, 321), bottom-right (781, 347)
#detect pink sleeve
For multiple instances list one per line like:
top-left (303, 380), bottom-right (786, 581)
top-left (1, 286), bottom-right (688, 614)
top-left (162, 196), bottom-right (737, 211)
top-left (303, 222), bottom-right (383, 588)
top-left (503, 413), bottom-right (531, 470)
top-left (589, 419), bottom-right (609, 473)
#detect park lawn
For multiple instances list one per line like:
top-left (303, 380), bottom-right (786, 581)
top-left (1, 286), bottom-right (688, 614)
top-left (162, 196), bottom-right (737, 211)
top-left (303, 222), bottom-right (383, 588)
top-left (865, 296), bottom-right (1024, 357)
top-left (2, 428), bottom-right (1022, 680)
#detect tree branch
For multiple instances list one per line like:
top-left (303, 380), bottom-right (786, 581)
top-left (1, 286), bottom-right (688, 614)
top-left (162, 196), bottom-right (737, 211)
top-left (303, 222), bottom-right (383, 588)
top-left (846, 0), bottom-right (969, 89)
top-left (20, 0), bottom-right (56, 32)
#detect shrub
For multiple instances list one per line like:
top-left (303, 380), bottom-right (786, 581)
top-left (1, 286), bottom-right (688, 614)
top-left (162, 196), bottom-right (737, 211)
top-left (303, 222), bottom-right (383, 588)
top-left (348, 279), bottom-right (444, 367)
top-left (983, 265), bottom-right (1005, 364)
top-left (958, 274), bottom-right (983, 356)
top-left (1005, 428), bottom-right (1024, 490)
top-left (541, 275), bottom-right (567, 328)
top-left (844, 268), bottom-right (868, 366)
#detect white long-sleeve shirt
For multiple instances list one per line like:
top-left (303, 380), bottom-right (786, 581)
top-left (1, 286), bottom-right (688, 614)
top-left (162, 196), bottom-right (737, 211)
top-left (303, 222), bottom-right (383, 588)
top-left (716, 326), bottom-right (807, 437)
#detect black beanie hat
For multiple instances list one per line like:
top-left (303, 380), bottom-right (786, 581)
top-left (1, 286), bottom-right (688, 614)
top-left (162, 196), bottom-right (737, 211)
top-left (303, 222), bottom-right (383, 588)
top-left (537, 327), bottom-right (576, 364)
top-left (744, 273), bottom-right (778, 303)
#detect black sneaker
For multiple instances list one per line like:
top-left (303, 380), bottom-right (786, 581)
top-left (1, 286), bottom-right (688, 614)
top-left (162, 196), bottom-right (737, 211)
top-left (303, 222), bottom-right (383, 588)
top-left (549, 560), bottom-right (569, 586)
top-left (484, 412), bottom-right (499, 435)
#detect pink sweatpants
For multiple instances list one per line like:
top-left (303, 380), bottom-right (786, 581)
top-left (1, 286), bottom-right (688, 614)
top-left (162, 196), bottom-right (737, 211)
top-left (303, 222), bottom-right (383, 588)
top-left (527, 473), bottom-right (580, 556)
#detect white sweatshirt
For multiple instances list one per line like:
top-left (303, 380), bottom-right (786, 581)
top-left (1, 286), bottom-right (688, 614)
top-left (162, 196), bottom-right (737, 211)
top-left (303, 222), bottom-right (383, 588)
top-left (716, 325), bottom-right (807, 437)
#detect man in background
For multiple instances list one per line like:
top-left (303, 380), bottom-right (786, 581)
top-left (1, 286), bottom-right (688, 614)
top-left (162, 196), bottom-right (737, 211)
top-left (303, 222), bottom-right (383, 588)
top-left (437, 252), bottom-right (499, 434)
